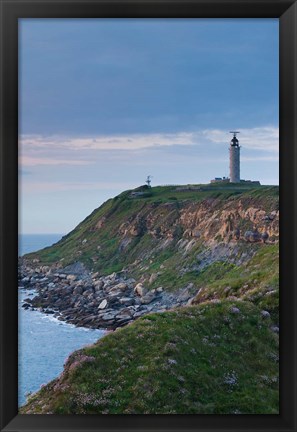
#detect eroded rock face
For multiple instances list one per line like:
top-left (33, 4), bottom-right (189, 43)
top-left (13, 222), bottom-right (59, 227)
top-left (179, 201), bottom-right (279, 242)
top-left (117, 197), bottom-right (279, 246)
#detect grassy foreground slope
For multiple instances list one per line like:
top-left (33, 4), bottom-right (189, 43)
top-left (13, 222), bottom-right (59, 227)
top-left (21, 300), bottom-right (279, 414)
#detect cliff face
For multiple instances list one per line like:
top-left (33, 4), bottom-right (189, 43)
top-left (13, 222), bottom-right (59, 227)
top-left (117, 196), bottom-right (279, 243)
top-left (28, 185), bottom-right (278, 272)
top-left (22, 185), bottom-right (279, 323)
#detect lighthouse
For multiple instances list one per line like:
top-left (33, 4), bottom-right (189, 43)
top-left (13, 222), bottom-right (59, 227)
top-left (210, 131), bottom-right (260, 185)
top-left (229, 131), bottom-right (240, 183)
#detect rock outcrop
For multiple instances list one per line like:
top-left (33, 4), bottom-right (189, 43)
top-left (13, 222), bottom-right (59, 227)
top-left (19, 261), bottom-right (191, 330)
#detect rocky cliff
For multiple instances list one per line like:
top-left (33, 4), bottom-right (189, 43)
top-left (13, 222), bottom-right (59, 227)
top-left (19, 185), bottom-right (279, 329)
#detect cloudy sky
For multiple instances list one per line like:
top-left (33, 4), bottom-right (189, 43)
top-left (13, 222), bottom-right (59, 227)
top-left (19, 19), bottom-right (279, 234)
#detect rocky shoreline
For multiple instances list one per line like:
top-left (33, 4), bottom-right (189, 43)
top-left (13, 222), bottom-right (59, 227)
top-left (19, 260), bottom-right (195, 330)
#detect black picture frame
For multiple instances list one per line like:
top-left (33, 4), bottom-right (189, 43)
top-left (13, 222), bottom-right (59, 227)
top-left (0, 0), bottom-right (296, 431)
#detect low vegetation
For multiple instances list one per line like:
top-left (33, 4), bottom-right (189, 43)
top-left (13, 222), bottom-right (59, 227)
top-left (21, 300), bottom-right (279, 414)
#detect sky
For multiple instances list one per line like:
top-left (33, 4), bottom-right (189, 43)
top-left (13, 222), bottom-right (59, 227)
top-left (19, 18), bottom-right (279, 234)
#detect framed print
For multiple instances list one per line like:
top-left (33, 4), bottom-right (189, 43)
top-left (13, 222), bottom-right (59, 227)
top-left (0, 0), bottom-right (296, 431)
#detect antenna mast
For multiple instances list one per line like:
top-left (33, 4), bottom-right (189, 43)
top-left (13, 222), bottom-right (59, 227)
top-left (146, 175), bottom-right (152, 188)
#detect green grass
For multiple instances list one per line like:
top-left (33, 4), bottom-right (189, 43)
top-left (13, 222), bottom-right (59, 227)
top-left (21, 300), bottom-right (279, 414)
top-left (192, 244), bottom-right (279, 322)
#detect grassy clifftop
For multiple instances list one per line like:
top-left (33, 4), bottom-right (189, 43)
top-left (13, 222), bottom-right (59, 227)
top-left (21, 300), bottom-right (279, 414)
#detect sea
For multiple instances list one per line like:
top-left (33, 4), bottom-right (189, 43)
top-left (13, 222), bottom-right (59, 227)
top-left (18, 234), bottom-right (106, 407)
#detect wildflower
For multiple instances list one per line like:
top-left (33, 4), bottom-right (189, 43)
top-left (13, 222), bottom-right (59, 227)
top-left (224, 371), bottom-right (237, 386)
top-left (68, 355), bottom-right (96, 372)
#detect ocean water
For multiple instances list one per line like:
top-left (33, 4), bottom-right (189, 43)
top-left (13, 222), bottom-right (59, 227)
top-left (19, 233), bottom-right (65, 256)
top-left (18, 234), bottom-right (106, 408)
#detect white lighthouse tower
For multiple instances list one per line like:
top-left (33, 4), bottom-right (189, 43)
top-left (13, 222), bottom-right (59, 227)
top-left (229, 131), bottom-right (240, 183)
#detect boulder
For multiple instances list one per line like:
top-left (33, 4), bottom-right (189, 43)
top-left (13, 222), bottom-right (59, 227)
top-left (94, 280), bottom-right (104, 291)
top-left (102, 312), bottom-right (117, 321)
top-left (149, 273), bottom-right (158, 284)
top-left (73, 286), bottom-right (83, 295)
top-left (104, 293), bottom-right (121, 306)
top-left (261, 310), bottom-right (271, 319)
top-left (244, 230), bottom-right (261, 243)
top-left (113, 282), bottom-right (128, 291)
top-left (133, 310), bottom-right (147, 318)
top-left (60, 262), bottom-right (87, 276)
top-left (140, 291), bottom-right (156, 305)
top-left (119, 297), bottom-right (134, 306)
top-left (105, 287), bottom-right (123, 297)
top-left (134, 283), bottom-right (147, 297)
top-left (186, 297), bottom-right (195, 306)
top-left (105, 272), bottom-right (117, 282)
top-left (98, 299), bottom-right (108, 310)
top-left (39, 277), bottom-right (48, 283)
top-left (230, 306), bottom-right (241, 314)
top-left (116, 308), bottom-right (133, 320)
top-left (178, 288), bottom-right (192, 302)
